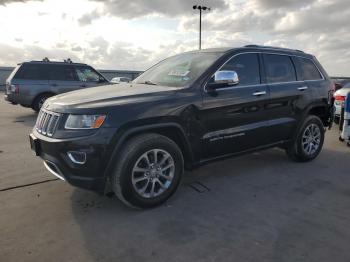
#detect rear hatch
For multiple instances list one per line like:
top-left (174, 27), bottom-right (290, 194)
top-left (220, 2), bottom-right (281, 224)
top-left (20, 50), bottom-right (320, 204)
top-left (5, 65), bottom-right (21, 95)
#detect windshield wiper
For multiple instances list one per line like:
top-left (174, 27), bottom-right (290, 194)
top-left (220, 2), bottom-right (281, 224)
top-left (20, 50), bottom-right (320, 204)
top-left (141, 80), bottom-right (157, 86)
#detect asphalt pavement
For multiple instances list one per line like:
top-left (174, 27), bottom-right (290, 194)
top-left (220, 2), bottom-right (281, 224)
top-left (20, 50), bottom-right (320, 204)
top-left (1, 97), bottom-right (350, 262)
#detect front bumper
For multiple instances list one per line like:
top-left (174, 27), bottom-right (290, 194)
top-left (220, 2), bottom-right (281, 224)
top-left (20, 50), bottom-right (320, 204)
top-left (29, 128), bottom-right (117, 193)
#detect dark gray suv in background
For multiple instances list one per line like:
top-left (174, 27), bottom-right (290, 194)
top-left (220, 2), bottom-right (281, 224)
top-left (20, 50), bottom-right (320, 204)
top-left (4, 60), bottom-right (109, 111)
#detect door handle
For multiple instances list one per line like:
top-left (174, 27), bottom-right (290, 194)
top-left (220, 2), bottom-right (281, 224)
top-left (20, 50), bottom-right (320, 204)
top-left (298, 86), bottom-right (308, 91)
top-left (253, 91), bottom-right (266, 96)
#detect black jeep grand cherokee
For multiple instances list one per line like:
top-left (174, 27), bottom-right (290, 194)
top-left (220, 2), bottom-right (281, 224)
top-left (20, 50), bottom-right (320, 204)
top-left (30, 45), bottom-right (333, 208)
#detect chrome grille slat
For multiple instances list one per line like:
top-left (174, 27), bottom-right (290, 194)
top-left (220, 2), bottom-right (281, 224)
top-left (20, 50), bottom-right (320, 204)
top-left (46, 115), bottom-right (55, 135)
top-left (42, 114), bottom-right (51, 135)
top-left (35, 109), bottom-right (61, 137)
top-left (38, 112), bottom-right (47, 132)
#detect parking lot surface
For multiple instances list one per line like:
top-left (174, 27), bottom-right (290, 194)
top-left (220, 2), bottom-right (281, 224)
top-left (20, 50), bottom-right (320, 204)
top-left (1, 97), bottom-right (350, 262)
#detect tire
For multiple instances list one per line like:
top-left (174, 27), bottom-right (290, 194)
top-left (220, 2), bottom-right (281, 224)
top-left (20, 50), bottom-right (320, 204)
top-left (32, 93), bottom-right (53, 112)
top-left (286, 115), bottom-right (325, 162)
top-left (334, 116), bottom-right (340, 125)
top-left (111, 133), bottom-right (184, 209)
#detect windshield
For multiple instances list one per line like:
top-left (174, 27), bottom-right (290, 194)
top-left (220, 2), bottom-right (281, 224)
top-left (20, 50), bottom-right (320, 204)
top-left (133, 52), bottom-right (223, 88)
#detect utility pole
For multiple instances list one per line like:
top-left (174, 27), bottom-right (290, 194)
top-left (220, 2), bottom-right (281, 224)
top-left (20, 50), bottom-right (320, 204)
top-left (193, 5), bottom-right (211, 50)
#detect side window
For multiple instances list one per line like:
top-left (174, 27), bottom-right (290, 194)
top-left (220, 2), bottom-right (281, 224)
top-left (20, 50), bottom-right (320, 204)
top-left (264, 54), bottom-right (296, 83)
top-left (16, 64), bottom-right (49, 80)
top-left (75, 66), bottom-right (101, 82)
top-left (49, 65), bottom-right (77, 81)
top-left (221, 53), bottom-right (261, 86)
top-left (294, 57), bottom-right (322, 81)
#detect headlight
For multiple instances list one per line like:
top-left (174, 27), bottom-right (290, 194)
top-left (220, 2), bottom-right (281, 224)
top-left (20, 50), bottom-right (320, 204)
top-left (65, 114), bottom-right (106, 129)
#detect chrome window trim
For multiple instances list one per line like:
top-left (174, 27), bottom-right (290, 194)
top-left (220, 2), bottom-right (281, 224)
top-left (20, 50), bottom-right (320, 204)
top-left (203, 51), bottom-right (325, 93)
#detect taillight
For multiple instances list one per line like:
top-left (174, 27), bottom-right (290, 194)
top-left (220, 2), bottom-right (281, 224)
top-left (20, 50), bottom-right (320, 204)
top-left (334, 95), bottom-right (345, 101)
top-left (10, 84), bottom-right (19, 94)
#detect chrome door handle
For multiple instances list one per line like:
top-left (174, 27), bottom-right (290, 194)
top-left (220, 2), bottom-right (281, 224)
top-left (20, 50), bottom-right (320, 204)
top-left (298, 86), bottom-right (308, 91)
top-left (253, 91), bottom-right (266, 96)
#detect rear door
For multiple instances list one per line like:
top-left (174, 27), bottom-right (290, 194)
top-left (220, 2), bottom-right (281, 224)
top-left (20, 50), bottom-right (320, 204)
top-left (48, 64), bottom-right (81, 93)
top-left (200, 53), bottom-right (271, 159)
top-left (262, 53), bottom-right (311, 143)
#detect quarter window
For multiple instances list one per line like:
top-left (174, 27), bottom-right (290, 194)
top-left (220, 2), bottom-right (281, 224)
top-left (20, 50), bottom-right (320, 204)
top-left (294, 57), bottom-right (322, 81)
top-left (264, 54), bottom-right (296, 83)
top-left (16, 64), bottom-right (49, 80)
top-left (221, 53), bottom-right (261, 86)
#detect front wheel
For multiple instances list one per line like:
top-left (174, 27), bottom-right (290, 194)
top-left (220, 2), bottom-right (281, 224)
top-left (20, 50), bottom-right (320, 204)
top-left (111, 133), bottom-right (184, 209)
top-left (286, 115), bottom-right (325, 162)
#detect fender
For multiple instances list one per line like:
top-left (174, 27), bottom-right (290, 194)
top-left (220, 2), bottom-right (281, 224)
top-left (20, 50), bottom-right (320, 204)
top-left (103, 122), bottom-right (195, 181)
top-left (304, 101), bottom-right (331, 125)
top-left (288, 102), bottom-right (329, 144)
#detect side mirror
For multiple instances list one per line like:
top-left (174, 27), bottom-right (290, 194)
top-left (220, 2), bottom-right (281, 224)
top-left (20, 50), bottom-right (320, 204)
top-left (207, 70), bottom-right (239, 92)
top-left (214, 70), bottom-right (239, 85)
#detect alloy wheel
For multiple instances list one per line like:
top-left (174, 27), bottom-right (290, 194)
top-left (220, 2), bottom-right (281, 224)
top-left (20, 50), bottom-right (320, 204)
top-left (301, 123), bottom-right (321, 156)
top-left (131, 149), bottom-right (175, 198)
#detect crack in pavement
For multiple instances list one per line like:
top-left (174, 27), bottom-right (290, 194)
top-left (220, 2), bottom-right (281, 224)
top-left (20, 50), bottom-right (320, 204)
top-left (0, 178), bottom-right (60, 192)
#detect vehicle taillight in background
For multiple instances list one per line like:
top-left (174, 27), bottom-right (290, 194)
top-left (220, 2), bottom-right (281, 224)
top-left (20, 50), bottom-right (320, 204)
top-left (334, 95), bottom-right (345, 102)
top-left (10, 84), bottom-right (19, 94)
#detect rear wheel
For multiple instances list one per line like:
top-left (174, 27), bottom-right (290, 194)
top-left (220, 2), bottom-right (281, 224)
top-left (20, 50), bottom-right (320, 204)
top-left (32, 93), bottom-right (53, 112)
top-left (111, 133), bottom-right (184, 209)
top-left (286, 115), bottom-right (325, 162)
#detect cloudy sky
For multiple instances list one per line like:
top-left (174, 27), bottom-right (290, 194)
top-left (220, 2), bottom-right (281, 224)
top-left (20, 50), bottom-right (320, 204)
top-left (0, 0), bottom-right (349, 75)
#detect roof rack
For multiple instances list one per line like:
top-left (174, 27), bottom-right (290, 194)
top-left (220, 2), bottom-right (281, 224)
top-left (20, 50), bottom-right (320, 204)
top-left (63, 58), bottom-right (73, 64)
top-left (29, 58), bottom-right (74, 63)
top-left (244, 44), bottom-right (304, 53)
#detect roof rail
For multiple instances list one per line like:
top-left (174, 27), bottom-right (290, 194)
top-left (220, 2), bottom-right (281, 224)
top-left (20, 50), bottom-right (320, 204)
top-left (244, 44), bottom-right (304, 53)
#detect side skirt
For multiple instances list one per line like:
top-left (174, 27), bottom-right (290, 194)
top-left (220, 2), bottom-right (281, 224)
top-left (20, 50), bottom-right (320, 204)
top-left (191, 140), bottom-right (291, 169)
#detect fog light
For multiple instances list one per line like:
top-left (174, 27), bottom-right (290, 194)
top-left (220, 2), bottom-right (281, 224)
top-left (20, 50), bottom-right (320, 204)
top-left (67, 151), bottom-right (86, 164)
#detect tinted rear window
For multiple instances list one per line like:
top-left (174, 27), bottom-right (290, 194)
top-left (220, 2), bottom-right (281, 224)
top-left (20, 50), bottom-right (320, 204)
top-left (264, 54), bottom-right (296, 84)
top-left (15, 64), bottom-right (49, 80)
top-left (294, 57), bottom-right (323, 81)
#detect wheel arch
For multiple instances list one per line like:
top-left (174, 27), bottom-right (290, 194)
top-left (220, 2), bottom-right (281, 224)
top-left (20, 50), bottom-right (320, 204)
top-left (104, 123), bottom-right (195, 182)
top-left (31, 91), bottom-right (56, 108)
top-left (306, 103), bottom-right (330, 127)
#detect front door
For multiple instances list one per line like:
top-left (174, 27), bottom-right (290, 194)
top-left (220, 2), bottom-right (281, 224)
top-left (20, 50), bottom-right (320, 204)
top-left (199, 53), bottom-right (271, 159)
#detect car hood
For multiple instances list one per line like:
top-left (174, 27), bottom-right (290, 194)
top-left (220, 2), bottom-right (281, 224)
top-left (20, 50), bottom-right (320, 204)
top-left (45, 83), bottom-right (179, 112)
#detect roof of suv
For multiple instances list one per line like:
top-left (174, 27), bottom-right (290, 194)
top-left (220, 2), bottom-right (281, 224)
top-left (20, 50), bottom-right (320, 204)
top-left (196, 45), bottom-right (313, 58)
top-left (19, 61), bottom-right (88, 66)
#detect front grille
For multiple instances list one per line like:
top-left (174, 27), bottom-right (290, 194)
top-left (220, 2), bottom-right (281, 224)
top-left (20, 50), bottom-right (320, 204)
top-left (35, 110), bottom-right (61, 137)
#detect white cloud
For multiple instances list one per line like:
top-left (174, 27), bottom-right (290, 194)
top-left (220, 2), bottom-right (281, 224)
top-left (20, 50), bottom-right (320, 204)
top-left (0, 0), bottom-right (350, 76)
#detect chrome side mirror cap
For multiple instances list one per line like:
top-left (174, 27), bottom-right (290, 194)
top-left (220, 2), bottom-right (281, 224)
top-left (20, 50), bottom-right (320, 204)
top-left (214, 70), bottom-right (239, 85)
